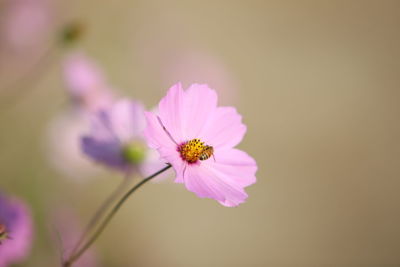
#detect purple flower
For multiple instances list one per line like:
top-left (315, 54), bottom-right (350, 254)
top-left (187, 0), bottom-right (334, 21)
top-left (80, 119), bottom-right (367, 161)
top-left (0, 193), bottom-right (33, 267)
top-left (144, 83), bottom-right (257, 206)
top-left (81, 99), bottom-right (165, 176)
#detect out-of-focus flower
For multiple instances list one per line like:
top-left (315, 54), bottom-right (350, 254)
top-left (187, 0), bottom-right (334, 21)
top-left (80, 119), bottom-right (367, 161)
top-left (62, 52), bottom-right (114, 112)
top-left (82, 99), bottom-right (166, 176)
top-left (144, 83), bottom-right (257, 206)
top-left (46, 110), bottom-right (104, 181)
top-left (45, 52), bottom-right (115, 181)
top-left (52, 208), bottom-right (98, 267)
top-left (0, 0), bottom-right (51, 50)
top-left (0, 0), bottom-right (54, 92)
top-left (0, 193), bottom-right (33, 267)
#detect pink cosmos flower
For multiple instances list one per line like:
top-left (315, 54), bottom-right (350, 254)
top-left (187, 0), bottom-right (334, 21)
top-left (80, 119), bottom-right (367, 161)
top-left (144, 83), bottom-right (257, 206)
top-left (63, 52), bottom-right (114, 112)
top-left (45, 53), bottom-right (115, 181)
top-left (1, 0), bottom-right (51, 50)
top-left (81, 99), bottom-right (166, 176)
top-left (0, 193), bottom-right (33, 267)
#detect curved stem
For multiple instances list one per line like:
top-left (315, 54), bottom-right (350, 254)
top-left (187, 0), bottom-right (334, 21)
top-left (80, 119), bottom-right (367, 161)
top-left (63, 164), bottom-right (172, 267)
top-left (0, 44), bottom-right (59, 113)
top-left (69, 174), bottom-right (132, 257)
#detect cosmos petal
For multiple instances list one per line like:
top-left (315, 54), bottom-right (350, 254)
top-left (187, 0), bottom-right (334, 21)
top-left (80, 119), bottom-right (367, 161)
top-left (62, 52), bottom-right (114, 111)
top-left (63, 52), bottom-right (105, 97)
top-left (200, 106), bottom-right (246, 150)
top-left (157, 83), bottom-right (218, 141)
top-left (184, 163), bottom-right (249, 207)
top-left (143, 111), bottom-right (178, 150)
top-left (81, 136), bottom-right (126, 170)
top-left (180, 84), bottom-right (218, 139)
top-left (109, 99), bottom-right (146, 143)
top-left (203, 148), bottom-right (257, 188)
top-left (158, 83), bottom-right (185, 142)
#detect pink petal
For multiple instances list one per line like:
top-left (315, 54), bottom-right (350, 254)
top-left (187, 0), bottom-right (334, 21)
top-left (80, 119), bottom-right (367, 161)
top-left (143, 111), bottom-right (178, 150)
top-left (204, 148), bottom-right (257, 188)
top-left (183, 163), bottom-right (248, 207)
top-left (157, 83), bottom-right (218, 142)
top-left (180, 84), bottom-right (217, 140)
top-left (200, 106), bottom-right (246, 150)
top-left (182, 148), bottom-right (257, 207)
top-left (87, 111), bottom-right (117, 141)
top-left (63, 52), bottom-right (114, 111)
top-left (109, 99), bottom-right (145, 143)
top-left (3, 0), bottom-right (50, 49)
top-left (157, 83), bottom-right (185, 142)
top-left (63, 53), bottom-right (105, 98)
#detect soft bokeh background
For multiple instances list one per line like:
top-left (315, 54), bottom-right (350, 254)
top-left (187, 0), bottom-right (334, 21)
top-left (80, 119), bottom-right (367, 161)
top-left (1, 0), bottom-right (400, 266)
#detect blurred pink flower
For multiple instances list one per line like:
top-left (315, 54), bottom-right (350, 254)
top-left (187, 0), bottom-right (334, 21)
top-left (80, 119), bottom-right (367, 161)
top-left (0, 193), bottom-right (33, 267)
top-left (46, 53), bottom-right (116, 180)
top-left (82, 99), bottom-right (166, 176)
top-left (63, 52), bottom-right (114, 112)
top-left (0, 0), bottom-right (51, 50)
top-left (0, 0), bottom-right (54, 90)
top-left (144, 83), bottom-right (257, 206)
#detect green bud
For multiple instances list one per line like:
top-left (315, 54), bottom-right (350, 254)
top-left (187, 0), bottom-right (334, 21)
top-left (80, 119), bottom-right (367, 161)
top-left (122, 143), bottom-right (146, 164)
top-left (60, 21), bottom-right (85, 46)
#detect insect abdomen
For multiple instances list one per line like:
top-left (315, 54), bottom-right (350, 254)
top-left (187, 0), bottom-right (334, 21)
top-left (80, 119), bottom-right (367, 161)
top-left (199, 146), bottom-right (214, 161)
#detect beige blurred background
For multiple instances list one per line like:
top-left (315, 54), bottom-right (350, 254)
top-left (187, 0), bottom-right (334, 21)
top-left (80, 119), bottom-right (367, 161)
top-left (1, 0), bottom-right (400, 266)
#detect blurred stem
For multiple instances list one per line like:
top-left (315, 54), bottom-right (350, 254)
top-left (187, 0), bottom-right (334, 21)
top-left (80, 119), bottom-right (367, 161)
top-left (0, 44), bottom-right (59, 113)
top-left (69, 173), bottom-right (133, 257)
top-left (63, 164), bottom-right (172, 267)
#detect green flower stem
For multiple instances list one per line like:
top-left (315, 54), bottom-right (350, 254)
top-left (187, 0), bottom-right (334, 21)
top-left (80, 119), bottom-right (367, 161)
top-left (69, 174), bottom-right (132, 257)
top-left (63, 164), bottom-right (172, 267)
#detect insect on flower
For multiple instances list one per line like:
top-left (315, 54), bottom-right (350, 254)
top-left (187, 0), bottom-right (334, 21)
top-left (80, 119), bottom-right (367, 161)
top-left (0, 223), bottom-right (11, 244)
top-left (198, 145), bottom-right (214, 161)
top-left (144, 83), bottom-right (257, 206)
top-left (156, 116), bottom-right (215, 178)
top-left (0, 193), bottom-right (32, 265)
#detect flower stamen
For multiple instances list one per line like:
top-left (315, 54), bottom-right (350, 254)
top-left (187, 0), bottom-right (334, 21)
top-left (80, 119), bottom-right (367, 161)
top-left (178, 139), bottom-right (214, 163)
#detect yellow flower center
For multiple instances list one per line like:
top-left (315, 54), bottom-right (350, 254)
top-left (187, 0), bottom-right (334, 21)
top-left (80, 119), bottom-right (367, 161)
top-left (178, 139), bottom-right (214, 163)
